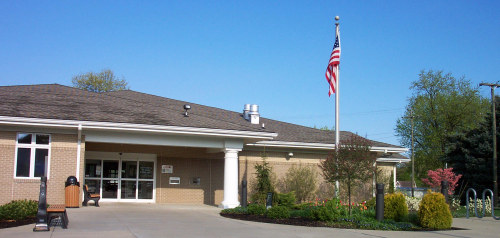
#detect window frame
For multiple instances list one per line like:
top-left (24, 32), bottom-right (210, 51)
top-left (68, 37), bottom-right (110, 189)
top-left (14, 133), bottom-right (51, 179)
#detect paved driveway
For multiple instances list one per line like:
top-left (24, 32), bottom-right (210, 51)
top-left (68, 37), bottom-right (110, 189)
top-left (1, 203), bottom-right (499, 238)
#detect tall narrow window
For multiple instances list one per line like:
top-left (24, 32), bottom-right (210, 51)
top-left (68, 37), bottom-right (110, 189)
top-left (15, 133), bottom-right (50, 178)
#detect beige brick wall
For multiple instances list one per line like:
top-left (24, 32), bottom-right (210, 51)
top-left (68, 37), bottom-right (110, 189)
top-left (155, 157), bottom-right (224, 205)
top-left (0, 131), bottom-right (83, 205)
top-left (239, 150), bottom-right (390, 203)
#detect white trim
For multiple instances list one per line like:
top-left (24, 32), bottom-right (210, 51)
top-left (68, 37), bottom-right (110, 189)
top-left (0, 116), bottom-right (277, 140)
top-left (376, 158), bottom-right (410, 163)
top-left (76, 124), bottom-right (82, 180)
top-left (247, 141), bottom-right (408, 153)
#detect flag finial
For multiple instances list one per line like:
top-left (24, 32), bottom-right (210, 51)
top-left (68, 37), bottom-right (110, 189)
top-left (335, 16), bottom-right (339, 21)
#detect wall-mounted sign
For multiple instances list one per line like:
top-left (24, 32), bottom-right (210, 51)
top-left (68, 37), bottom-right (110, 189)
top-left (169, 177), bottom-right (180, 185)
top-left (162, 165), bottom-right (173, 174)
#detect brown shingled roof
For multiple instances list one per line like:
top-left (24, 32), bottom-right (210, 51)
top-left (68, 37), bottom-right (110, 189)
top-left (0, 84), bottom-right (402, 148)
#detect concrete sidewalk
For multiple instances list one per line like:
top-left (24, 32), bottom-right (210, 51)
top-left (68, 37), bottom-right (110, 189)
top-left (1, 203), bottom-right (499, 238)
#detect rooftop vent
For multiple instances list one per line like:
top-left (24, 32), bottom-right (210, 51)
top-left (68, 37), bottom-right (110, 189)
top-left (243, 104), bottom-right (251, 120)
top-left (249, 104), bottom-right (259, 124)
top-left (183, 104), bottom-right (191, 117)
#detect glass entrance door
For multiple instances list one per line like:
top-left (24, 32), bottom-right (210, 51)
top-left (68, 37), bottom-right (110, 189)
top-left (84, 152), bottom-right (156, 202)
top-left (102, 160), bottom-right (119, 199)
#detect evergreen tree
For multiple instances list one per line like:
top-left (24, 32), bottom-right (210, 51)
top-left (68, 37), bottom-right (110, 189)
top-left (443, 96), bottom-right (500, 201)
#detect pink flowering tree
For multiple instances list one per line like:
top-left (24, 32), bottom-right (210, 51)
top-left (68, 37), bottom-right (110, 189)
top-left (422, 168), bottom-right (462, 195)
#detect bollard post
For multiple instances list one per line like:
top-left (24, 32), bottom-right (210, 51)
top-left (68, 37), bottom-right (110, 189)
top-left (266, 192), bottom-right (273, 209)
top-left (241, 180), bottom-right (247, 208)
top-left (33, 176), bottom-right (49, 232)
top-left (441, 180), bottom-right (449, 203)
top-left (376, 183), bottom-right (384, 221)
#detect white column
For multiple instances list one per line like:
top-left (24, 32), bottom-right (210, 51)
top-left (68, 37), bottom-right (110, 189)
top-left (393, 166), bottom-right (397, 189)
top-left (221, 149), bottom-right (241, 209)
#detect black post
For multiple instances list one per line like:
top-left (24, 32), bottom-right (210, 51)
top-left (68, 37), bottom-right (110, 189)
top-left (376, 183), bottom-right (384, 221)
top-left (241, 180), bottom-right (247, 208)
top-left (441, 180), bottom-right (449, 203)
top-left (33, 176), bottom-right (49, 232)
top-left (266, 192), bottom-right (273, 209)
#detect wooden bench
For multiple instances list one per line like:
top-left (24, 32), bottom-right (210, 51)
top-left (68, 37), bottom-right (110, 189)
top-left (82, 184), bottom-right (100, 207)
top-left (47, 204), bottom-right (68, 229)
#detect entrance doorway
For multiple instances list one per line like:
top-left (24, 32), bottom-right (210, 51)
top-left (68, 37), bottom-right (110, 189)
top-left (84, 152), bottom-right (156, 202)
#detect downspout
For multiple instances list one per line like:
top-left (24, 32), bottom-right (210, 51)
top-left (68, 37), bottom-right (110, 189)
top-left (76, 124), bottom-right (82, 179)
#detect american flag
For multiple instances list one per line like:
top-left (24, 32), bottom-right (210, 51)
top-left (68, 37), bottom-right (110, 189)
top-left (325, 27), bottom-right (341, 96)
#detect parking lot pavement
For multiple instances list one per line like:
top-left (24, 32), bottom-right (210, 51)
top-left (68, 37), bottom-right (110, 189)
top-left (1, 203), bottom-right (499, 238)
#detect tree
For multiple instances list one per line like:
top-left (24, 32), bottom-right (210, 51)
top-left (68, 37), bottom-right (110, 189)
top-left (319, 134), bottom-right (376, 214)
top-left (279, 164), bottom-right (318, 202)
top-left (395, 70), bottom-right (488, 184)
top-left (421, 168), bottom-right (462, 195)
top-left (443, 96), bottom-right (500, 200)
top-left (250, 158), bottom-right (276, 205)
top-left (72, 69), bottom-right (129, 92)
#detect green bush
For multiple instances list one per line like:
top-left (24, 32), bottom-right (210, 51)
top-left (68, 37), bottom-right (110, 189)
top-left (418, 192), bottom-right (452, 229)
top-left (220, 206), bottom-right (248, 215)
top-left (250, 159), bottom-right (276, 205)
top-left (277, 192), bottom-right (296, 208)
top-left (311, 206), bottom-right (335, 221)
top-left (324, 198), bottom-right (346, 217)
top-left (289, 209), bottom-right (312, 218)
top-left (365, 197), bottom-right (376, 210)
top-left (280, 164), bottom-right (317, 202)
top-left (266, 206), bottom-right (290, 219)
top-left (0, 200), bottom-right (38, 220)
top-left (384, 193), bottom-right (408, 222)
top-left (247, 204), bottom-right (266, 215)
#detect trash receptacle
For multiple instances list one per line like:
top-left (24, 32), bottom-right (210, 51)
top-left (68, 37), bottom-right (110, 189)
top-left (65, 176), bottom-right (80, 208)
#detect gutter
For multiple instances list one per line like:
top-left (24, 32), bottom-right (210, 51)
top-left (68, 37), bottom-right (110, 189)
top-left (246, 141), bottom-right (408, 153)
top-left (0, 116), bottom-right (277, 140)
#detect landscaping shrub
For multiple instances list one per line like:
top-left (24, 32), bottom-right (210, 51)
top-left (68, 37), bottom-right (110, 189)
top-left (311, 206), bottom-right (335, 222)
top-left (250, 159), bottom-right (276, 205)
top-left (220, 206), bottom-right (248, 215)
top-left (247, 204), bottom-right (266, 215)
top-left (404, 194), bottom-right (422, 212)
top-left (277, 192), bottom-right (296, 208)
top-left (365, 197), bottom-right (376, 209)
top-left (280, 164), bottom-right (317, 202)
top-left (0, 200), bottom-right (38, 220)
top-left (266, 206), bottom-right (290, 219)
top-left (324, 198), bottom-right (346, 217)
top-left (418, 192), bottom-right (452, 229)
top-left (289, 209), bottom-right (312, 219)
top-left (384, 193), bottom-right (408, 222)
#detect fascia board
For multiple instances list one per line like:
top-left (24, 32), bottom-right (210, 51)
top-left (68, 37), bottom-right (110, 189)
top-left (376, 158), bottom-right (411, 163)
top-left (247, 141), bottom-right (408, 153)
top-left (0, 116), bottom-right (277, 140)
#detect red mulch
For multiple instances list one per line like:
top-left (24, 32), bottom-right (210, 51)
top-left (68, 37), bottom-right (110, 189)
top-left (0, 217), bottom-right (36, 229)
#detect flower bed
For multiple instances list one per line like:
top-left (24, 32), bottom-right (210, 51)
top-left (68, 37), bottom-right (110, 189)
top-left (221, 196), bottom-right (460, 231)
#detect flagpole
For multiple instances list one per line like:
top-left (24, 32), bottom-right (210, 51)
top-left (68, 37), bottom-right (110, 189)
top-left (335, 17), bottom-right (340, 146)
top-left (334, 16), bottom-right (340, 197)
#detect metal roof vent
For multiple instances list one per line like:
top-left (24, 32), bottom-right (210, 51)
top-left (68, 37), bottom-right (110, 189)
top-left (243, 104), bottom-right (251, 120)
top-left (249, 104), bottom-right (259, 124)
top-left (183, 104), bottom-right (191, 117)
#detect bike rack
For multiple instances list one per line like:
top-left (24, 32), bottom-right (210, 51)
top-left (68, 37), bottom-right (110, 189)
top-left (466, 188), bottom-right (499, 220)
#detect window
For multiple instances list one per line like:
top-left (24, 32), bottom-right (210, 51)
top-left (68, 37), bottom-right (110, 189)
top-left (15, 133), bottom-right (50, 178)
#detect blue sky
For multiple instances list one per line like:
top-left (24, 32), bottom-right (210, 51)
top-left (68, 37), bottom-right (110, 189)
top-left (1, 1), bottom-right (499, 146)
